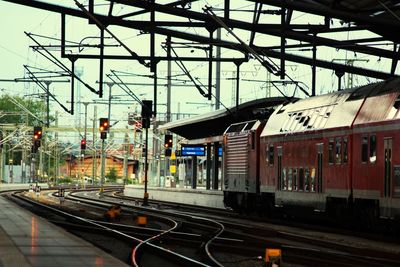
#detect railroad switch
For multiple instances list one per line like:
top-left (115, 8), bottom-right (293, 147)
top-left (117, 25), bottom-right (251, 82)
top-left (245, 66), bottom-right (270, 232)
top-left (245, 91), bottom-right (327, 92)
top-left (265, 248), bottom-right (281, 267)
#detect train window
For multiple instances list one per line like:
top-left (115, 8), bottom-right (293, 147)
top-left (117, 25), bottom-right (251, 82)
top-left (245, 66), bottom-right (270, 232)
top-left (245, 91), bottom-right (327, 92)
top-left (370, 135), bottom-right (377, 163)
top-left (282, 168), bottom-right (287, 190)
top-left (328, 140), bottom-right (334, 164)
top-left (293, 168), bottom-right (298, 191)
top-left (303, 116), bottom-right (311, 127)
top-left (268, 145), bottom-right (274, 165)
top-left (394, 95), bottom-right (400, 109)
top-left (305, 168), bottom-right (310, 192)
top-left (362, 136), bottom-right (368, 163)
top-left (343, 138), bottom-right (348, 163)
top-left (244, 121), bottom-right (256, 131)
top-left (335, 138), bottom-right (342, 164)
top-left (298, 168), bottom-right (304, 191)
top-left (288, 168), bottom-right (293, 191)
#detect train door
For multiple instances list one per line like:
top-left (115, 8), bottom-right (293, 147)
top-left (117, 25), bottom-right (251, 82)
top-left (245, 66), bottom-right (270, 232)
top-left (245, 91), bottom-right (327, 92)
top-left (383, 138), bottom-right (392, 217)
top-left (277, 146), bottom-right (282, 190)
top-left (316, 143), bottom-right (323, 193)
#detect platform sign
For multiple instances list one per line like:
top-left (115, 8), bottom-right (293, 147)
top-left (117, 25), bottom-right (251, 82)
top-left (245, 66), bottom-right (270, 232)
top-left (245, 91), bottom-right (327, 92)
top-left (181, 145), bottom-right (206, 156)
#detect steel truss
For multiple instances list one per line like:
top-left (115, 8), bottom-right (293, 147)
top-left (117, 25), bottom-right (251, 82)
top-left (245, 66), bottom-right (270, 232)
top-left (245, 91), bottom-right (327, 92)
top-left (1, 0), bottom-right (399, 101)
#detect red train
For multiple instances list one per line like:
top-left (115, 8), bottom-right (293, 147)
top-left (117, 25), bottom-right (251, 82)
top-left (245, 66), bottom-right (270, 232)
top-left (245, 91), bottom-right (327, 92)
top-left (223, 78), bottom-right (400, 221)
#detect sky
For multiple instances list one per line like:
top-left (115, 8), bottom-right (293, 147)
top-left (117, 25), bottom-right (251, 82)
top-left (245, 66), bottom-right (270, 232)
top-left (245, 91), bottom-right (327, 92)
top-left (0, 0), bottom-right (394, 146)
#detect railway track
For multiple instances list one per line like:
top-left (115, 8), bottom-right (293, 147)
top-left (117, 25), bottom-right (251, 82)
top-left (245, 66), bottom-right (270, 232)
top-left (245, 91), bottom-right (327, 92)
top-left (4, 188), bottom-right (400, 267)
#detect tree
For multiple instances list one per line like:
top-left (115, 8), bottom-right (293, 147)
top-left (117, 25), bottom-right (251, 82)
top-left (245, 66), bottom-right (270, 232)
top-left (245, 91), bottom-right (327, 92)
top-left (106, 167), bottom-right (118, 183)
top-left (0, 94), bottom-right (47, 126)
top-left (0, 94), bottom-right (50, 167)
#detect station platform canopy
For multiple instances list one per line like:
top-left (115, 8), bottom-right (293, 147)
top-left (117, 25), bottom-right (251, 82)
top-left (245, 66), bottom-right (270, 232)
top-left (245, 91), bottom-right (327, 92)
top-left (158, 97), bottom-right (287, 140)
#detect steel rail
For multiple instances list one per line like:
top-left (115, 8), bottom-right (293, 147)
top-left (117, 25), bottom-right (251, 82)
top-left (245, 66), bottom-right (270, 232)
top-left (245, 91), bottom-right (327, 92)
top-left (12, 192), bottom-right (211, 267)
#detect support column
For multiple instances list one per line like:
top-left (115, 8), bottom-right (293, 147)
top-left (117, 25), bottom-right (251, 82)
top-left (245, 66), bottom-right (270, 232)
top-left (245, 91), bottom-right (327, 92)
top-left (212, 142), bottom-right (219, 190)
top-left (192, 156), bottom-right (197, 189)
top-left (206, 143), bottom-right (211, 190)
top-left (311, 33), bottom-right (317, 96)
top-left (215, 29), bottom-right (221, 110)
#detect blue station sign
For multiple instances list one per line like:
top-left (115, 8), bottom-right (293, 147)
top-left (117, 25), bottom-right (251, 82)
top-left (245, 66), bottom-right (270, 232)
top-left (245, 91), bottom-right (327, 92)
top-left (181, 145), bottom-right (206, 156)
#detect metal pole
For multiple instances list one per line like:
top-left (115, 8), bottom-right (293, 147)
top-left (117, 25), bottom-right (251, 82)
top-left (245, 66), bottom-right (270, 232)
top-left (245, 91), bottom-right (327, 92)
top-left (143, 127), bottom-right (149, 206)
top-left (0, 145), bottom-right (3, 183)
top-left (100, 138), bottom-right (105, 195)
top-left (92, 105), bottom-right (97, 184)
top-left (39, 142), bottom-right (43, 182)
top-left (107, 83), bottom-right (113, 128)
top-left (54, 112), bottom-right (59, 185)
top-left (45, 82), bottom-right (51, 127)
top-left (215, 28), bottom-right (221, 110)
top-left (84, 103), bottom-right (88, 139)
top-left (123, 132), bottom-right (129, 185)
top-left (166, 36), bottom-right (172, 123)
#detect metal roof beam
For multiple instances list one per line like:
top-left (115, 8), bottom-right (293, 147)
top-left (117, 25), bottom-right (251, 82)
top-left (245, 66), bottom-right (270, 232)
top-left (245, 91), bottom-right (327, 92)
top-left (4, 0), bottom-right (397, 60)
top-left (252, 0), bottom-right (400, 29)
top-left (2, 0), bottom-right (396, 79)
top-left (107, 0), bottom-right (399, 59)
top-left (252, 0), bottom-right (400, 42)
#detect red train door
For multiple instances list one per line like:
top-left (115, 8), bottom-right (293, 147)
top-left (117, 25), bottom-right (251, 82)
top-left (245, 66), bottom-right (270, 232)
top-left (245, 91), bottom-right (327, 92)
top-left (277, 147), bottom-right (282, 190)
top-left (316, 143), bottom-right (323, 193)
top-left (381, 137), bottom-right (393, 218)
top-left (384, 138), bottom-right (392, 197)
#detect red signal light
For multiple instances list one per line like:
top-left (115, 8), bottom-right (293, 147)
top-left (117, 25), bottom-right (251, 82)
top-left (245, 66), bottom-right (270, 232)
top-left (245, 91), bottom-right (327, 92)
top-left (81, 139), bottom-right (87, 149)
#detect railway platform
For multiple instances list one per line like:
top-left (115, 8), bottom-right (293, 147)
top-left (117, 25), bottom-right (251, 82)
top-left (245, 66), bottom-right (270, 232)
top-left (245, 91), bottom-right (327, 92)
top-left (124, 184), bottom-right (225, 209)
top-left (0, 195), bottom-right (129, 267)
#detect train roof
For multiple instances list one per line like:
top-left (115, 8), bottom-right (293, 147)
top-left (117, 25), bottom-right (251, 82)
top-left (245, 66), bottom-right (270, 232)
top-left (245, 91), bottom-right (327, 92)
top-left (261, 78), bottom-right (400, 137)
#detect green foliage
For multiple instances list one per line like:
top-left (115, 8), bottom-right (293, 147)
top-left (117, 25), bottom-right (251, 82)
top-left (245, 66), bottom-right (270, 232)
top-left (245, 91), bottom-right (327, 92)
top-left (56, 177), bottom-right (73, 185)
top-left (0, 94), bottom-right (48, 126)
top-left (106, 167), bottom-right (118, 182)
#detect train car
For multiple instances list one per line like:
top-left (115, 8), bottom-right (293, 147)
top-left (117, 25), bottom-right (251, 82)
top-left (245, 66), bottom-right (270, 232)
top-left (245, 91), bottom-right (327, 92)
top-left (261, 85), bottom-right (363, 216)
top-left (223, 78), bottom-right (400, 221)
top-left (223, 120), bottom-right (265, 212)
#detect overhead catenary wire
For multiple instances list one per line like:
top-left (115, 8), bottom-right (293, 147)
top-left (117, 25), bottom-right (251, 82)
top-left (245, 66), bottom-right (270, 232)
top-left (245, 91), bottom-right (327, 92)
top-left (74, 0), bottom-right (150, 68)
top-left (203, 6), bottom-right (310, 97)
top-left (25, 32), bottom-right (99, 95)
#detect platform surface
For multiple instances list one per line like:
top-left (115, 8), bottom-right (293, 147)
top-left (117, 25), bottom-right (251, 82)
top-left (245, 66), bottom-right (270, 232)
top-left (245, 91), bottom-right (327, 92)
top-left (124, 185), bottom-right (225, 209)
top-left (0, 195), bottom-right (129, 267)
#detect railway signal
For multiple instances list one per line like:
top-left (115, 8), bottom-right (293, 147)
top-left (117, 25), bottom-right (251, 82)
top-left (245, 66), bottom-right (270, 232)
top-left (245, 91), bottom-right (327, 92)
top-left (31, 126), bottom-right (43, 153)
top-left (80, 139), bottom-right (86, 150)
top-left (164, 134), bottom-right (173, 148)
top-left (32, 140), bottom-right (41, 153)
top-left (141, 100), bottom-right (152, 129)
top-left (33, 126), bottom-right (42, 140)
top-left (99, 118), bottom-right (109, 139)
top-left (164, 134), bottom-right (173, 157)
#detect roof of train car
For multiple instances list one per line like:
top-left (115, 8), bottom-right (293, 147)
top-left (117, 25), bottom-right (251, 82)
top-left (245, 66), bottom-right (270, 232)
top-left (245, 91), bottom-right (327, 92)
top-left (261, 78), bottom-right (400, 137)
top-left (159, 97), bottom-right (287, 140)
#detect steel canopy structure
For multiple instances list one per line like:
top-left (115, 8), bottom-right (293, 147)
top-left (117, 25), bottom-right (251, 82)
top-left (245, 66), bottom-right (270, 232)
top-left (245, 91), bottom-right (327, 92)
top-left (1, 0), bottom-right (399, 117)
top-left (158, 96), bottom-right (286, 140)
